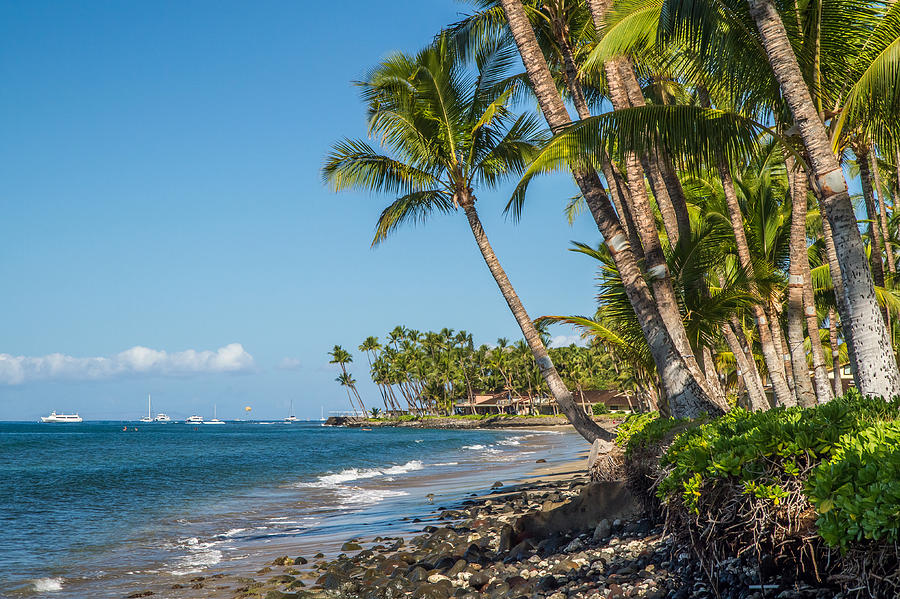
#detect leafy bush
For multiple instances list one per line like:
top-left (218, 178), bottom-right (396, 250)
top-left (592, 402), bottom-right (611, 415)
top-left (807, 419), bottom-right (900, 549)
top-left (614, 411), bottom-right (659, 448)
top-left (657, 390), bottom-right (900, 541)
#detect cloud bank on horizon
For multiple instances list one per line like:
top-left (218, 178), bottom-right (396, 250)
top-left (548, 334), bottom-right (587, 348)
top-left (0, 343), bottom-right (255, 385)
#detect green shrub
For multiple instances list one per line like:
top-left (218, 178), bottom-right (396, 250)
top-left (807, 419), bottom-right (900, 549)
top-left (592, 402), bottom-right (611, 415)
top-left (614, 411), bottom-right (659, 448)
top-left (657, 390), bottom-right (900, 540)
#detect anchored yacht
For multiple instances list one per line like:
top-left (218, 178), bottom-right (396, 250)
top-left (41, 411), bottom-right (83, 423)
top-left (139, 394), bottom-right (154, 423)
top-left (185, 415), bottom-right (204, 424)
top-left (284, 401), bottom-right (298, 423)
top-left (154, 413), bottom-right (171, 422)
top-left (203, 405), bottom-right (226, 425)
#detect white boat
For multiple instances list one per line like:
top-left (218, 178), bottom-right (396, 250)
top-left (139, 394), bottom-right (153, 423)
top-left (185, 415), bottom-right (204, 424)
top-left (41, 411), bottom-right (83, 423)
top-left (284, 401), bottom-right (298, 423)
top-left (203, 405), bottom-right (226, 425)
top-left (154, 413), bottom-right (171, 422)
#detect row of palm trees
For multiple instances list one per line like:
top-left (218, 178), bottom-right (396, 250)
top-left (329, 328), bottom-right (641, 417)
top-left (324, 0), bottom-right (900, 444)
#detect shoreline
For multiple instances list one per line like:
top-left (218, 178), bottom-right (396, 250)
top-left (330, 415), bottom-right (626, 430)
top-left (64, 423), bottom-right (842, 599)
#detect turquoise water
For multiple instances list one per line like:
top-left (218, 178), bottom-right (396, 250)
top-left (0, 421), bottom-right (580, 598)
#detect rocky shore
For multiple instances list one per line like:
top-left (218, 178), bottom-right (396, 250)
top-left (179, 474), bottom-right (840, 599)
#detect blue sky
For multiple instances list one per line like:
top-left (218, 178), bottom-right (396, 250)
top-left (0, 1), bottom-right (606, 420)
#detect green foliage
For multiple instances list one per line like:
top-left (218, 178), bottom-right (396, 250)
top-left (615, 411), bottom-right (659, 448)
top-left (614, 411), bottom-right (693, 455)
top-left (656, 391), bottom-right (900, 548)
top-left (807, 420), bottom-right (900, 549)
top-left (592, 402), bottom-right (611, 415)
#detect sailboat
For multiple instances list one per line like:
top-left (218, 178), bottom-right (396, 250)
top-left (139, 394), bottom-right (153, 423)
top-left (284, 400), bottom-right (298, 423)
top-left (320, 406), bottom-right (326, 422)
top-left (203, 405), bottom-right (226, 425)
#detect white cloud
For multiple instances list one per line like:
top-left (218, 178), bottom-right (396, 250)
top-left (277, 357), bottom-right (302, 370)
top-left (549, 334), bottom-right (587, 348)
top-left (0, 343), bottom-right (255, 385)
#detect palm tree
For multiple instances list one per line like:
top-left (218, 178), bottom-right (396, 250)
top-left (670, 0), bottom-right (900, 396)
top-left (328, 345), bottom-right (367, 416)
top-left (323, 36), bottom-right (610, 443)
top-left (495, 0), bottom-right (725, 419)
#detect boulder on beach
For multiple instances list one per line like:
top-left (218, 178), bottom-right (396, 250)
top-left (512, 481), bottom-right (639, 545)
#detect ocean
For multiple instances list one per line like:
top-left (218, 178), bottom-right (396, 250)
top-left (0, 421), bottom-right (583, 598)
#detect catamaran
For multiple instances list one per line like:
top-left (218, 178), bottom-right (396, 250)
top-left (140, 394), bottom-right (153, 423)
top-left (41, 411), bottom-right (83, 423)
top-left (203, 405), bottom-right (226, 425)
top-left (284, 400), bottom-right (298, 423)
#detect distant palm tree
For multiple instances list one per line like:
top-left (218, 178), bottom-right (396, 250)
top-left (328, 345), bottom-right (367, 416)
top-left (323, 35), bottom-right (610, 443)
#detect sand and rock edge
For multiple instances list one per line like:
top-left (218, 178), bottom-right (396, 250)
top-left (156, 475), bottom-right (842, 599)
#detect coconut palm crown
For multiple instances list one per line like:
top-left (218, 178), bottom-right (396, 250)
top-left (323, 34), bottom-right (545, 244)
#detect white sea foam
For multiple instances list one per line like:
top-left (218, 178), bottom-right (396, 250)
top-left (336, 487), bottom-right (409, 506)
top-left (168, 537), bottom-right (224, 576)
top-left (33, 578), bottom-right (64, 592)
top-left (498, 437), bottom-right (523, 446)
top-left (432, 461), bottom-right (458, 466)
top-left (302, 460), bottom-right (423, 487)
top-left (219, 527), bottom-right (247, 538)
top-left (462, 444), bottom-right (486, 450)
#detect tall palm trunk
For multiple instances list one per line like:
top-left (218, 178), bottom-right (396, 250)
top-left (871, 152), bottom-right (895, 273)
top-left (747, 0), bottom-right (900, 398)
top-left (791, 168), bottom-right (834, 402)
top-left (820, 207), bottom-right (859, 380)
top-left (499, 0), bottom-right (724, 418)
top-left (828, 308), bottom-right (843, 396)
top-left (787, 165), bottom-right (817, 406)
top-left (601, 47), bottom-right (725, 408)
top-left (554, 35), bottom-right (644, 262)
top-left (460, 196), bottom-right (612, 443)
top-left (586, 0), bottom-right (690, 243)
top-left (722, 322), bottom-right (769, 410)
top-left (857, 146), bottom-right (886, 287)
top-left (719, 162), bottom-right (794, 406)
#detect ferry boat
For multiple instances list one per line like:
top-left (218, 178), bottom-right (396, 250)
top-left (41, 411), bottom-right (83, 423)
top-left (185, 415), bottom-right (204, 424)
top-left (154, 413), bottom-right (171, 422)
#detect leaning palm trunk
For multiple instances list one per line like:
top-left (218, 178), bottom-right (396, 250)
top-left (820, 208), bottom-right (860, 381)
top-left (746, 0), bottom-right (900, 397)
top-left (787, 164), bottom-right (817, 407)
top-left (871, 152), bottom-right (895, 274)
top-left (857, 146), bottom-right (886, 288)
top-left (499, 0), bottom-right (724, 418)
top-left (791, 168), bottom-right (834, 403)
top-left (829, 308), bottom-right (843, 396)
top-left (719, 162), bottom-right (794, 406)
top-left (722, 322), bottom-right (769, 410)
top-left (460, 195), bottom-right (612, 443)
top-left (562, 21), bottom-right (725, 408)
